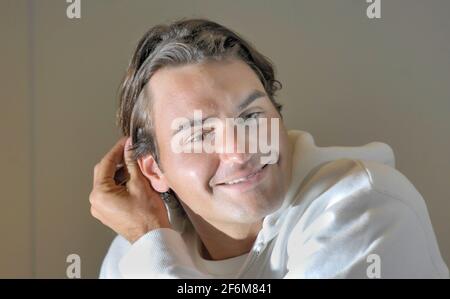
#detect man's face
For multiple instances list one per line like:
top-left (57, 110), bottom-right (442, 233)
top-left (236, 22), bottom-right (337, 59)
top-left (146, 58), bottom-right (292, 224)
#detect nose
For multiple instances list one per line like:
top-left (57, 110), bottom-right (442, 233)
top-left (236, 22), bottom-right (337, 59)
top-left (220, 151), bottom-right (252, 164)
top-left (216, 125), bottom-right (252, 165)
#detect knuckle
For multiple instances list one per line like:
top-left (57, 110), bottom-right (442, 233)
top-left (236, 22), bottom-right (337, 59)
top-left (94, 163), bottom-right (100, 172)
top-left (124, 160), bottom-right (134, 171)
top-left (89, 190), bottom-right (99, 205)
top-left (90, 206), bottom-right (98, 218)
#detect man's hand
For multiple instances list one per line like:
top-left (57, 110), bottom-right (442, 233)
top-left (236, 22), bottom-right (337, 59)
top-left (89, 137), bottom-right (171, 243)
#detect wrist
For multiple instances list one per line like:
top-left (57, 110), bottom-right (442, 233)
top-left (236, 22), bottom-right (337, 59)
top-left (128, 220), bottom-right (172, 244)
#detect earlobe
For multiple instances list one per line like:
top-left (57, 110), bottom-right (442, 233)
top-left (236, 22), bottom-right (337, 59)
top-left (137, 155), bottom-right (170, 193)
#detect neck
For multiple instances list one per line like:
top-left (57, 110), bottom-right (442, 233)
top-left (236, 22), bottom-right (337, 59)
top-left (185, 210), bottom-right (263, 260)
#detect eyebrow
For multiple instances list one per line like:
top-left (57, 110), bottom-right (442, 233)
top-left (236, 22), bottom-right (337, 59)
top-left (237, 89), bottom-right (267, 111)
top-left (172, 89), bottom-right (267, 136)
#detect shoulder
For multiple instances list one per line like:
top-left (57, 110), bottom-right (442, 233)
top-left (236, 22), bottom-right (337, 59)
top-left (99, 235), bottom-right (131, 279)
top-left (355, 159), bottom-right (426, 211)
top-left (286, 158), bottom-right (449, 278)
top-left (297, 158), bottom-right (425, 217)
top-left (292, 158), bottom-right (435, 242)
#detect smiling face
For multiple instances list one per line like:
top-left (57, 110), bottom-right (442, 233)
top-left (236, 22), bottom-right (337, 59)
top-left (139, 58), bottom-right (293, 225)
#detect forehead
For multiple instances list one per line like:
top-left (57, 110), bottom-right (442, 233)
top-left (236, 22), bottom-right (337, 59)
top-left (147, 59), bottom-right (264, 115)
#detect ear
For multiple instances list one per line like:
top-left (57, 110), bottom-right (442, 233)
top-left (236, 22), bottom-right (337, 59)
top-left (137, 155), bottom-right (170, 193)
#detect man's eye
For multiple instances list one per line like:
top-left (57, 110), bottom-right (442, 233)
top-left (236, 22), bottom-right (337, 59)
top-left (243, 112), bottom-right (263, 121)
top-left (191, 133), bottom-right (204, 142)
top-left (190, 130), bottom-right (214, 143)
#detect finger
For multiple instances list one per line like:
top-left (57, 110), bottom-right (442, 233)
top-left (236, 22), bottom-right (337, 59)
top-left (94, 137), bottom-right (128, 186)
top-left (123, 137), bottom-right (145, 181)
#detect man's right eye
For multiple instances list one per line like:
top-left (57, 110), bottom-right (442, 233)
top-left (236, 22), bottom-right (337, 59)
top-left (191, 132), bottom-right (204, 142)
top-left (188, 129), bottom-right (214, 143)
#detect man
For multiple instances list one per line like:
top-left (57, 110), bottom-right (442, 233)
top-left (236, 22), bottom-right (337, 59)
top-left (89, 19), bottom-right (448, 278)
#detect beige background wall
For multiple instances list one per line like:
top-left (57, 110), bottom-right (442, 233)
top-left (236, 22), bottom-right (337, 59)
top-left (1, 0), bottom-right (449, 278)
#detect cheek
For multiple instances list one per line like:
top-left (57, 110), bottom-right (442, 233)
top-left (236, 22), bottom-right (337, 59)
top-left (164, 153), bottom-right (217, 199)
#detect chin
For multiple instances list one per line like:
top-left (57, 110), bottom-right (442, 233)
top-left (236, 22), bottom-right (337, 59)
top-left (222, 194), bottom-right (284, 223)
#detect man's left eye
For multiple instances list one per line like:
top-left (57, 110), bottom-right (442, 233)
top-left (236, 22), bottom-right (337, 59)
top-left (243, 112), bottom-right (263, 120)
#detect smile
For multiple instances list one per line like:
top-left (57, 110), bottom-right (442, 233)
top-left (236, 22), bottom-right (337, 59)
top-left (217, 164), bottom-right (270, 191)
top-left (223, 164), bottom-right (268, 185)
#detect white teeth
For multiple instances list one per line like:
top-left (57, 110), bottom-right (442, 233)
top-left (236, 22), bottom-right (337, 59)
top-left (223, 168), bottom-right (262, 185)
top-left (225, 177), bottom-right (247, 185)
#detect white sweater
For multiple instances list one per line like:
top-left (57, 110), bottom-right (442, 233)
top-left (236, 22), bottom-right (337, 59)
top-left (99, 130), bottom-right (449, 278)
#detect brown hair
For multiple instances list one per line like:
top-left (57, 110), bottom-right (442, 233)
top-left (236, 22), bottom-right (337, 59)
top-left (117, 18), bottom-right (283, 165)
